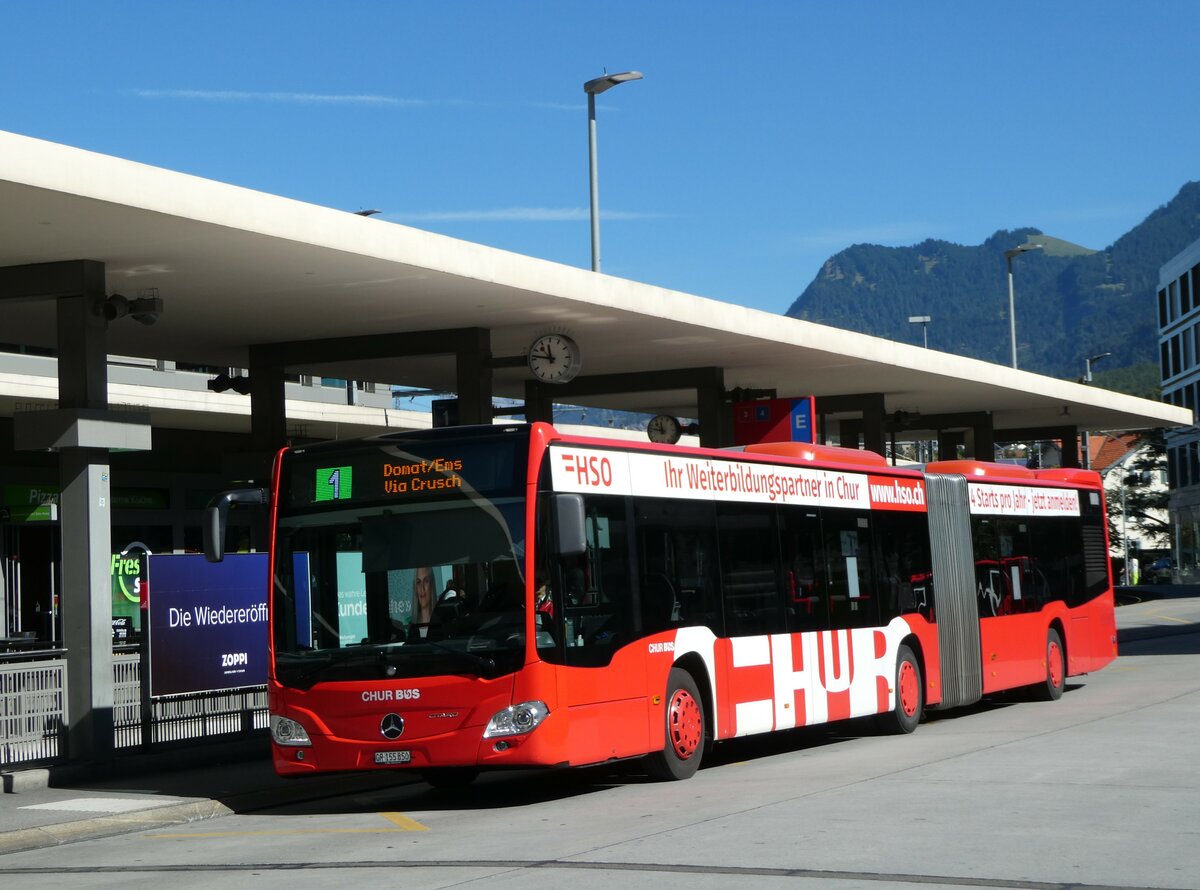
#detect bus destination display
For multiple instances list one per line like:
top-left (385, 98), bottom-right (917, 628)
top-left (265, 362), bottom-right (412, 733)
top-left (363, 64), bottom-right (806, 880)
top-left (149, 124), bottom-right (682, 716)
top-left (311, 457), bottom-right (465, 503)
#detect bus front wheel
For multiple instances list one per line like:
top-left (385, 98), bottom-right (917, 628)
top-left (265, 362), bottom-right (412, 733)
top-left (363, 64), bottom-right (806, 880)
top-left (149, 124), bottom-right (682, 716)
top-left (878, 644), bottom-right (923, 734)
top-left (643, 668), bottom-right (706, 781)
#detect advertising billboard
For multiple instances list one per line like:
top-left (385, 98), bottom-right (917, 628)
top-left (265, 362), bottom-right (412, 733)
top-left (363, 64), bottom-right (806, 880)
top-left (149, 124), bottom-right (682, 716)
top-left (146, 553), bottom-right (268, 697)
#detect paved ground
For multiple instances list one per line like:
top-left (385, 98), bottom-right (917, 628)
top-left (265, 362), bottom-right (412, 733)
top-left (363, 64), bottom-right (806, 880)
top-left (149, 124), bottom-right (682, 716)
top-left (1, 585), bottom-right (1198, 889)
top-left (0, 738), bottom-right (413, 855)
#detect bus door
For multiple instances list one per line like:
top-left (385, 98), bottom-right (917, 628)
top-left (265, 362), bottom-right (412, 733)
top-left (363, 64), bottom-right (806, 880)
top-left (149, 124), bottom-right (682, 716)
top-left (973, 515), bottom-right (1044, 691)
top-left (541, 493), bottom-right (647, 766)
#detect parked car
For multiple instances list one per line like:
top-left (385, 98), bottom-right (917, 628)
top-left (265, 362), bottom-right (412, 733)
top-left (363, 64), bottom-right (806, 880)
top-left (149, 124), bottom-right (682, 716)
top-left (1147, 557), bottom-right (1173, 584)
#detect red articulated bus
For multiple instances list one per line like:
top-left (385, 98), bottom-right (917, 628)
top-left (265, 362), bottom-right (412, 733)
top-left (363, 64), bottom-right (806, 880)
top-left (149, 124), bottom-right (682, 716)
top-left (205, 422), bottom-right (1117, 786)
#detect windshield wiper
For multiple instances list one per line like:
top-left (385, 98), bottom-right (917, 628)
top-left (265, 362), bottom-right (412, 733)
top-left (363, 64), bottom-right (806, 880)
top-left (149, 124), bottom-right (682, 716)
top-left (418, 638), bottom-right (497, 677)
top-left (278, 640), bottom-right (496, 687)
top-left (277, 650), bottom-right (387, 690)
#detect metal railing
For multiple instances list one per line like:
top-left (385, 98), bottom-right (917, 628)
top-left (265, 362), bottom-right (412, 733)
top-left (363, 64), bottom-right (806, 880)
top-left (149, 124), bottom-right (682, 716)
top-left (1, 649), bottom-right (266, 769)
top-left (0, 653), bottom-right (67, 767)
top-left (112, 651), bottom-right (268, 747)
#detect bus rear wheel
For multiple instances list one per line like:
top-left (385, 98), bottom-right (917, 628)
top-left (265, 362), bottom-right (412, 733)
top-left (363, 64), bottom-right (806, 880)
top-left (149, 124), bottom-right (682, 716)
top-left (643, 668), bottom-right (706, 781)
top-left (1037, 628), bottom-right (1065, 701)
top-left (878, 644), bottom-right (923, 735)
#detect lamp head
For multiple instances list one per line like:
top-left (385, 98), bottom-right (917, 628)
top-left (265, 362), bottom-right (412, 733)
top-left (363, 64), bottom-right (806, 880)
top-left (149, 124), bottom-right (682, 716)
top-left (104, 293), bottom-right (163, 325)
top-left (584, 70), bottom-right (644, 95)
top-left (1004, 243), bottom-right (1044, 260)
top-left (129, 296), bottom-right (163, 326)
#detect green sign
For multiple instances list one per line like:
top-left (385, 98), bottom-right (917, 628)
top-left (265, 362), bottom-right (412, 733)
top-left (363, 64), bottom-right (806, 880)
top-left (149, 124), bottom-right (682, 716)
top-left (314, 466), bottom-right (353, 502)
top-left (3, 484), bottom-right (58, 522)
top-left (111, 552), bottom-right (145, 630)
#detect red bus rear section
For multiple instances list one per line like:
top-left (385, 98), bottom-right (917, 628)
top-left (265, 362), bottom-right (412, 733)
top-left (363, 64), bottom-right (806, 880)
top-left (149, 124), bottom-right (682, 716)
top-left (234, 423), bottom-right (1116, 783)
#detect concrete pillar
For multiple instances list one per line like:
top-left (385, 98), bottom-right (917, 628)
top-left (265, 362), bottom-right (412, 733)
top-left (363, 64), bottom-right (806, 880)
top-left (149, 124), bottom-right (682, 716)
top-left (456, 329), bottom-right (493, 425)
top-left (970, 416), bottom-right (995, 461)
top-left (860, 394), bottom-right (886, 456)
top-left (1057, 426), bottom-right (1080, 468)
top-left (938, 431), bottom-right (963, 462)
top-left (56, 284), bottom-right (114, 762)
top-left (522, 382), bottom-right (554, 425)
top-left (696, 368), bottom-right (729, 448)
top-left (248, 346), bottom-right (287, 456)
top-left (839, 420), bottom-right (862, 449)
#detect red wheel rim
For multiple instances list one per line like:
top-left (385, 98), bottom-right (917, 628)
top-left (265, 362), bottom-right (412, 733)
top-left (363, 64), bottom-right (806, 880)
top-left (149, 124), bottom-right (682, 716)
top-left (667, 688), bottom-right (703, 760)
top-left (1048, 640), bottom-right (1064, 689)
top-left (898, 660), bottom-right (920, 718)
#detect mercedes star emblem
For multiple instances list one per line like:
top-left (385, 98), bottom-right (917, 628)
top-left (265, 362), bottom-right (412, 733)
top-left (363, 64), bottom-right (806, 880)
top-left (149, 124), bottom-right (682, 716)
top-left (380, 713), bottom-right (405, 740)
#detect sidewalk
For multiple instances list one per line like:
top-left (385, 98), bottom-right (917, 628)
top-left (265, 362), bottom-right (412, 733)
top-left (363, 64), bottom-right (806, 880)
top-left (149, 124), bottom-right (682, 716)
top-left (0, 736), bottom-right (412, 855)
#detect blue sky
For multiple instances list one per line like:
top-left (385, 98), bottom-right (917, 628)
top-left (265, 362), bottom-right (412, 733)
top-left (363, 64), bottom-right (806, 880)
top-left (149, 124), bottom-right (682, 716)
top-left (3, 1), bottom-right (1199, 314)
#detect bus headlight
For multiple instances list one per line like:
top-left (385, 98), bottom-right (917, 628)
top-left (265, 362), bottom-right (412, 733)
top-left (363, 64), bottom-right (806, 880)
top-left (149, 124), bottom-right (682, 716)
top-left (270, 714), bottom-right (313, 747)
top-left (483, 701), bottom-right (549, 738)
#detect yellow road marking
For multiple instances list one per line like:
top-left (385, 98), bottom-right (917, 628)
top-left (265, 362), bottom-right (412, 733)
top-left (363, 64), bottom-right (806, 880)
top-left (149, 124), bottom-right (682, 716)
top-left (1145, 614), bottom-right (1191, 624)
top-left (380, 812), bottom-right (429, 831)
top-left (153, 812), bottom-right (429, 839)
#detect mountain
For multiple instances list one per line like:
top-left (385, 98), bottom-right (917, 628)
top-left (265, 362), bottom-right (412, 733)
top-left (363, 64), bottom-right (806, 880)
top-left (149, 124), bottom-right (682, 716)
top-left (786, 182), bottom-right (1200, 381)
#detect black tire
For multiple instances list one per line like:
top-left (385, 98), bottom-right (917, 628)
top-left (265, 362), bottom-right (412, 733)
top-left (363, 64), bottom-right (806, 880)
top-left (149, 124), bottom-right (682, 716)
top-left (643, 668), bottom-right (707, 781)
top-left (422, 767), bottom-right (479, 789)
top-left (1036, 628), bottom-right (1065, 701)
top-left (878, 644), bottom-right (923, 735)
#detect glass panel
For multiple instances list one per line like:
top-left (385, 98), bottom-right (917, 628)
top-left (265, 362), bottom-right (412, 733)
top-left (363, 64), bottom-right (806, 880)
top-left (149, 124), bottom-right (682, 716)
top-left (780, 509), bottom-right (828, 633)
top-left (636, 498), bottom-right (721, 635)
top-left (270, 430), bottom-right (529, 687)
top-left (717, 503), bottom-right (784, 637)
top-left (824, 511), bottom-right (878, 629)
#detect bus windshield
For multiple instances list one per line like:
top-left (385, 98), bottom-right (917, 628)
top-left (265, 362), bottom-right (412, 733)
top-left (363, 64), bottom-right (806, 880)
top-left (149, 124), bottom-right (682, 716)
top-left (270, 427), bottom-right (531, 687)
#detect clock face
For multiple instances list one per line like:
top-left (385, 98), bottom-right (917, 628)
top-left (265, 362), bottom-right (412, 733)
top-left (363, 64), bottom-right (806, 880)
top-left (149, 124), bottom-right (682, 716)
top-left (528, 334), bottom-right (581, 384)
top-left (647, 414), bottom-right (682, 444)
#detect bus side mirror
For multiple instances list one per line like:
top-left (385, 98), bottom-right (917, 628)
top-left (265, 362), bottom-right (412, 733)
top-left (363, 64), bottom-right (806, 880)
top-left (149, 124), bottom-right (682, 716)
top-left (553, 493), bottom-right (587, 557)
top-left (203, 488), bottom-right (267, 562)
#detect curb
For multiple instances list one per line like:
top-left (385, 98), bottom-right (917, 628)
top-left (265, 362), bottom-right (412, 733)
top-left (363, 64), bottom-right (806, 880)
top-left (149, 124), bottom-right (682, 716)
top-left (1, 769), bottom-right (51, 794)
top-left (0, 766), bottom-right (419, 855)
top-left (0, 799), bottom-right (233, 856)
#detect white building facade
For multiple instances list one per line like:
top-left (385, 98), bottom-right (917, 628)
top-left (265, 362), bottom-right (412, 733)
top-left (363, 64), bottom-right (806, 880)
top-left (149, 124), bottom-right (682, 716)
top-left (1158, 239), bottom-right (1200, 580)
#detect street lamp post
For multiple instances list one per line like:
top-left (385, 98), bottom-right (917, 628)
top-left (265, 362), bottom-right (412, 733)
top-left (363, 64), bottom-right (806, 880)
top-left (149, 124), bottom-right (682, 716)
top-left (1003, 243), bottom-right (1044, 368)
top-left (1081, 351), bottom-right (1112, 469)
top-left (1085, 351), bottom-right (1112, 384)
top-left (584, 70), bottom-right (643, 272)
top-left (908, 315), bottom-right (931, 348)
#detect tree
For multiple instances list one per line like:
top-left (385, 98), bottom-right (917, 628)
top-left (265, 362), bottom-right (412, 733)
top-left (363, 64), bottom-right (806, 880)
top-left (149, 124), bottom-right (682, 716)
top-left (1106, 430), bottom-right (1170, 571)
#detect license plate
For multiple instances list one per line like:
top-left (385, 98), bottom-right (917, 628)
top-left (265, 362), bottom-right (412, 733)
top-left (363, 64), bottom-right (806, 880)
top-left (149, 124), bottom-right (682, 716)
top-left (374, 750), bottom-right (412, 765)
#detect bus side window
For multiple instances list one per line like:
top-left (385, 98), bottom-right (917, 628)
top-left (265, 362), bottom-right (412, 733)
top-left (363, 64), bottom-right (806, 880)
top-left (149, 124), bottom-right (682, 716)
top-left (780, 509), bottom-right (827, 633)
top-left (555, 494), bottom-right (634, 667)
top-left (824, 510), bottom-right (878, 630)
top-left (717, 503), bottom-right (784, 637)
top-left (636, 499), bottom-right (721, 635)
top-left (873, 510), bottom-right (934, 623)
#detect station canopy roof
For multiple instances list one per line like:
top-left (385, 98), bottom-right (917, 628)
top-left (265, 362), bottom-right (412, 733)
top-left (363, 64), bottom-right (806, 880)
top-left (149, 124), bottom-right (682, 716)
top-left (0, 129), bottom-right (1187, 435)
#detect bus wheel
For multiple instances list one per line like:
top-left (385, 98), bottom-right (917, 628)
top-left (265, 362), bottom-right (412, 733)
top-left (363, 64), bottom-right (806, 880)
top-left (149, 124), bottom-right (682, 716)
top-left (1038, 628), bottom-right (1065, 702)
top-left (423, 767), bottom-right (479, 789)
top-left (879, 644), bottom-right (923, 735)
top-left (643, 668), bottom-right (706, 781)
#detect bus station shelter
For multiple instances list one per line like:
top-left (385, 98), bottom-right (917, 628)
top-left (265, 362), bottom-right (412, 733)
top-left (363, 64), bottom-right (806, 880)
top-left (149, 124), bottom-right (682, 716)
top-left (0, 129), bottom-right (1188, 766)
